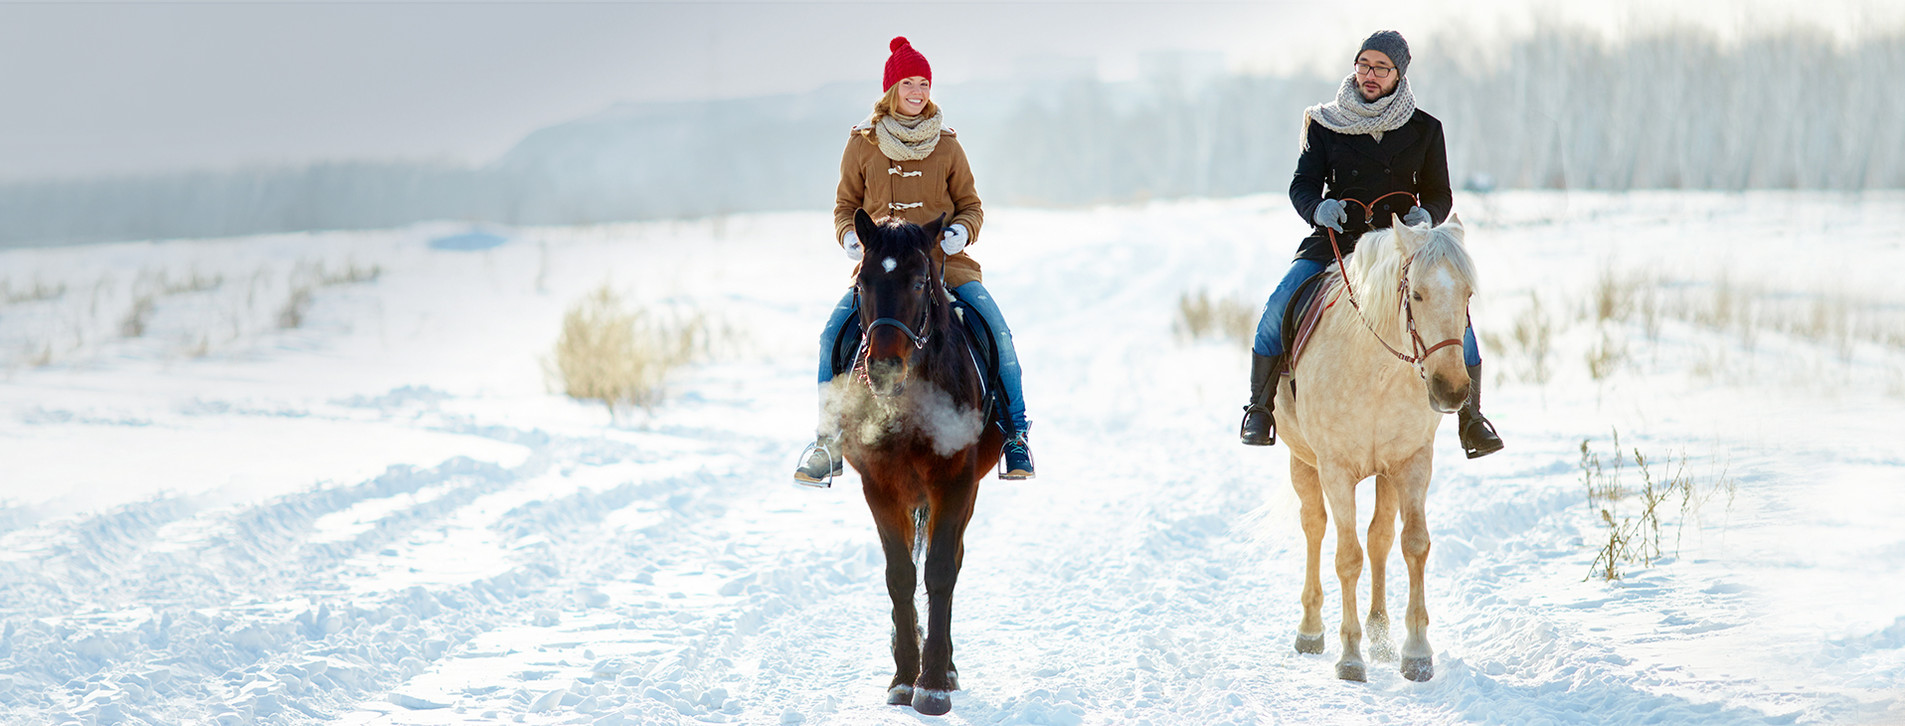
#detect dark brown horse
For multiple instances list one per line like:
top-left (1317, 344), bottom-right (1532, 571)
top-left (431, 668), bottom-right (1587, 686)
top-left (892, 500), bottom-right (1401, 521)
top-left (828, 209), bottom-right (1002, 716)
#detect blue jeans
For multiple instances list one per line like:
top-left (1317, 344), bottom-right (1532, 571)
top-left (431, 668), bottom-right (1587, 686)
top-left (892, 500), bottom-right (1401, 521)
top-left (1253, 259), bottom-right (1481, 367)
top-left (817, 281), bottom-right (1030, 433)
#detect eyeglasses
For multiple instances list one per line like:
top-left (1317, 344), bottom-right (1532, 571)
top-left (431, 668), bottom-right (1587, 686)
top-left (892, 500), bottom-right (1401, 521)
top-left (1354, 62), bottom-right (1396, 79)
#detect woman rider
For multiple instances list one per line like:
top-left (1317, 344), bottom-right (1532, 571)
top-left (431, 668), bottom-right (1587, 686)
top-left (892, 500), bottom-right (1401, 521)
top-left (1239, 30), bottom-right (1504, 459)
top-left (795, 37), bottom-right (1036, 485)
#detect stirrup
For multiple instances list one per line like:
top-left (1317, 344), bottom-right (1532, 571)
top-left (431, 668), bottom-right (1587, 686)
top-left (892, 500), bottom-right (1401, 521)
top-left (999, 432), bottom-right (1035, 480)
top-left (1240, 404), bottom-right (1277, 446)
top-left (1459, 417), bottom-right (1503, 459)
top-left (793, 439), bottom-right (842, 488)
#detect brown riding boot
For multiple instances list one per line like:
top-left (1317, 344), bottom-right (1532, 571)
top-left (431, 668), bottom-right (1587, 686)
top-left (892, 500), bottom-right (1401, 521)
top-left (1240, 353), bottom-right (1284, 446)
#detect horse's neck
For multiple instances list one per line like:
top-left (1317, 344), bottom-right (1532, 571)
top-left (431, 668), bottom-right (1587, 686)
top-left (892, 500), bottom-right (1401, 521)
top-left (1315, 295), bottom-right (1416, 383)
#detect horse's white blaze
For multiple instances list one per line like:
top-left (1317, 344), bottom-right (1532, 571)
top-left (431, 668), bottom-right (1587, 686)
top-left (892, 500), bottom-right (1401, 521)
top-left (882, 257), bottom-right (897, 273)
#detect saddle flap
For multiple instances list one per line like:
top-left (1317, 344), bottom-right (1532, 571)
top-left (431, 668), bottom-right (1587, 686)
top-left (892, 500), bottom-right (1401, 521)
top-left (1282, 271), bottom-right (1337, 370)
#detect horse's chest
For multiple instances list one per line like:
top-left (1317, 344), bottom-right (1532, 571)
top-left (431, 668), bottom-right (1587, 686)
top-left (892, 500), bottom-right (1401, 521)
top-left (1281, 374), bottom-right (1439, 470)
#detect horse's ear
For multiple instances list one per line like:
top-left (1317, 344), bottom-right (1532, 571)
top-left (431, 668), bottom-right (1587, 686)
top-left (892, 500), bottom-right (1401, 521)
top-left (920, 213), bottom-right (947, 245)
top-left (853, 209), bottom-right (878, 248)
top-left (1391, 213), bottom-right (1413, 235)
top-left (1441, 211), bottom-right (1466, 242)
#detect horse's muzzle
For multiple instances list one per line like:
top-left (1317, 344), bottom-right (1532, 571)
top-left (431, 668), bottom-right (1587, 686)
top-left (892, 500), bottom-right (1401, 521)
top-left (866, 357), bottom-right (907, 397)
top-left (1428, 372), bottom-right (1469, 414)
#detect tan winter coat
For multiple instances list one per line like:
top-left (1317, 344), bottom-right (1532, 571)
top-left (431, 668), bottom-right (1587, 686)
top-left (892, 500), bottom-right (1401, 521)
top-left (833, 126), bottom-right (985, 288)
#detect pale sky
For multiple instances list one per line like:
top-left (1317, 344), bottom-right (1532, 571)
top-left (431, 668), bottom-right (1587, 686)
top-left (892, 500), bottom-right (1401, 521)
top-left (0, 0), bottom-right (1895, 181)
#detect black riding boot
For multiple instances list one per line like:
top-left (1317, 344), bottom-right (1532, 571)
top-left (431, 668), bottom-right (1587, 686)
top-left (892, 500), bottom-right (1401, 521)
top-left (1457, 363), bottom-right (1504, 459)
top-left (1240, 353), bottom-right (1284, 446)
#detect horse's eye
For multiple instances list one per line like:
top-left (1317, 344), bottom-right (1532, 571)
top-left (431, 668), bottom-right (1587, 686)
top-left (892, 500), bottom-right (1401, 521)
top-left (1412, 292), bottom-right (1424, 302)
top-left (913, 279), bottom-right (927, 291)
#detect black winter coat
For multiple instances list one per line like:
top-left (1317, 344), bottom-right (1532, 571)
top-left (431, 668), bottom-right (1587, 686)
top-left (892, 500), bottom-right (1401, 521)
top-left (1288, 109), bottom-right (1453, 262)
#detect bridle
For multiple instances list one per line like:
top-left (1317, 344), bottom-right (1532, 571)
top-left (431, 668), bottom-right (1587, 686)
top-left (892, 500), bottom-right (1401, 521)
top-left (854, 256), bottom-right (937, 394)
top-left (1324, 192), bottom-right (1465, 380)
top-left (864, 303), bottom-right (930, 351)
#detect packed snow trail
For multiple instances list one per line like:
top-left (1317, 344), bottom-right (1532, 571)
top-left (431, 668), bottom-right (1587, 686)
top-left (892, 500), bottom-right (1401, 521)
top-left (1, 193), bottom-right (1902, 724)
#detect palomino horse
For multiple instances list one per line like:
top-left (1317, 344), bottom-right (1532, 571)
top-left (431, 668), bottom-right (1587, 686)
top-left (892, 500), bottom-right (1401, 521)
top-left (1275, 213), bottom-right (1477, 682)
top-left (824, 209), bottom-right (1003, 715)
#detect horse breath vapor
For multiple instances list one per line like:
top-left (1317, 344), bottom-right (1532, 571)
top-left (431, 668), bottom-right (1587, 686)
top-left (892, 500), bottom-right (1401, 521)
top-left (821, 375), bottom-right (984, 457)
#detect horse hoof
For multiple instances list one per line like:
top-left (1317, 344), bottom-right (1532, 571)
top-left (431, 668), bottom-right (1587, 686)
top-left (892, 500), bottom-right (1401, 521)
top-left (1401, 656), bottom-right (1434, 682)
top-left (886, 684), bottom-right (913, 705)
top-left (911, 688), bottom-right (952, 715)
top-left (1337, 661), bottom-right (1367, 682)
top-left (1294, 633), bottom-right (1326, 654)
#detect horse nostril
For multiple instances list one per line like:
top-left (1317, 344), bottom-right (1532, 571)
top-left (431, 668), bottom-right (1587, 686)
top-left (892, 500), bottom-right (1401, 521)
top-left (1431, 374), bottom-right (1467, 407)
top-left (867, 358), bottom-right (905, 386)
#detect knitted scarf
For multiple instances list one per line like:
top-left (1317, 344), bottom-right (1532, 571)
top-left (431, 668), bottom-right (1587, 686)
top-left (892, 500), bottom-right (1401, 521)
top-left (869, 108), bottom-right (944, 162)
top-left (1300, 74), bottom-right (1416, 149)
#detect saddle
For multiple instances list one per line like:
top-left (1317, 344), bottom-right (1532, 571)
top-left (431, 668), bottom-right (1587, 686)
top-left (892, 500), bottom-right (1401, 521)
top-left (828, 293), bottom-right (1007, 431)
top-left (1280, 270), bottom-right (1338, 374)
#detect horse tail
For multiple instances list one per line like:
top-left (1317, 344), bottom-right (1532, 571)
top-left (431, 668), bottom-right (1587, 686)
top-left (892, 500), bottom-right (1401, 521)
top-left (912, 506), bottom-right (930, 560)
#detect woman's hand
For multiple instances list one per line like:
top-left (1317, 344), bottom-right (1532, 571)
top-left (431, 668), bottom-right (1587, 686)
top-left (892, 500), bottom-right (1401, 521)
top-left (843, 230), bottom-right (864, 261)
top-left (1314, 199), bottom-right (1347, 233)
top-left (940, 224), bottom-right (969, 256)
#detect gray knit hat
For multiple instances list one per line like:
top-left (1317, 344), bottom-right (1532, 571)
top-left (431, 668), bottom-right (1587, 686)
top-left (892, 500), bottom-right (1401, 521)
top-left (1357, 30), bottom-right (1411, 77)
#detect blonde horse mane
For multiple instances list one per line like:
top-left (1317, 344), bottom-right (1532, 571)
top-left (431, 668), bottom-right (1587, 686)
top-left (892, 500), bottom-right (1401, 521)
top-left (1337, 220), bottom-right (1479, 336)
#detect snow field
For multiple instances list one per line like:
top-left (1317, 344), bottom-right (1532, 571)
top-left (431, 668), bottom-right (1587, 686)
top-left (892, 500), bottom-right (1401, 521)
top-left (1, 191), bottom-right (1902, 724)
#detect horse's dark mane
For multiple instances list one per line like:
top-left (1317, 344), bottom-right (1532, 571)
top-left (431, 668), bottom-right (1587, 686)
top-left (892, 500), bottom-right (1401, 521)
top-left (859, 218), bottom-right (980, 406)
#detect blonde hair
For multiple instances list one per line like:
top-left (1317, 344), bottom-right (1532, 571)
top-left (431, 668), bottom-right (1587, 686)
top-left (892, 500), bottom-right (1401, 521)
top-left (871, 84), bottom-right (939, 124)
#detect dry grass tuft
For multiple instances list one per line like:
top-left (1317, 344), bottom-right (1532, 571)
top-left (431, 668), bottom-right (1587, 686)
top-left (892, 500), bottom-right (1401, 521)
top-left (1174, 287), bottom-right (1257, 345)
top-left (121, 295), bottom-right (156, 338)
top-left (548, 285), bottom-right (704, 418)
top-left (1486, 291), bottom-right (1555, 384)
top-left (1580, 429), bottom-right (1735, 581)
top-left (277, 286), bottom-right (313, 330)
top-left (1586, 328), bottom-right (1626, 380)
top-left (315, 260), bottom-right (383, 287)
top-left (2, 278), bottom-right (67, 307)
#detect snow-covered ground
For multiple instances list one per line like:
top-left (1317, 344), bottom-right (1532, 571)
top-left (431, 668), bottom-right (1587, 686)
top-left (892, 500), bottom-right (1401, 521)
top-left (2, 191), bottom-right (1903, 725)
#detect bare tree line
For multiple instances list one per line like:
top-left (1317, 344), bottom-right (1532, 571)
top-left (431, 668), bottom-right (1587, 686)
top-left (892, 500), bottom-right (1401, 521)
top-left (1, 26), bottom-right (1898, 247)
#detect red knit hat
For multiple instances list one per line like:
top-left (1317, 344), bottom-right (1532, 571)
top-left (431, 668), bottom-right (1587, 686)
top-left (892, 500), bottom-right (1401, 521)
top-left (882, 37), bottom-right (932, 92)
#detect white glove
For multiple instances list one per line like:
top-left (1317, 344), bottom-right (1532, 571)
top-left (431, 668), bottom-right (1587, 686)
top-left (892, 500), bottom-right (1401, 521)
top-left (843, 230), bottom-right (863, 261)
top-left (940, 224), bottom-right (969, 256)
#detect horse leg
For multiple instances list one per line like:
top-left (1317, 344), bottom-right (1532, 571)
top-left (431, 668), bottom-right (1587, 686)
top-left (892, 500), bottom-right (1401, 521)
top-left (1291, 460), bottom-right (1328, 655)
top-left (1365, 473), bottom-right (1399, 662)
top-left (1397, 448), bottom-right (1436, 682)
top-left (912, 482), bottom-right (977, 716)
top-left (864, 489), bottom-right (921, 705)
top-left (1320, 467), bottom-right (1366, 681)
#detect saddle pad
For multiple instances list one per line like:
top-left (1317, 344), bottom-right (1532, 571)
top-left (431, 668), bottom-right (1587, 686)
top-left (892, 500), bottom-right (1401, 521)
top-left (1282, 271), bottom-right (1338, 370)
top-left (951, 304), bottom-right (997, 421)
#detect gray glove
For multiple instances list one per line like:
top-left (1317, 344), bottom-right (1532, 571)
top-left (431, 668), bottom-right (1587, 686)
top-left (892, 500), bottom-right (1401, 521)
top-left (1402, 206), bottom-right (1432, 227)
top-left (1313, 198), bottom-right (1347, 233)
